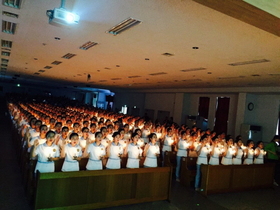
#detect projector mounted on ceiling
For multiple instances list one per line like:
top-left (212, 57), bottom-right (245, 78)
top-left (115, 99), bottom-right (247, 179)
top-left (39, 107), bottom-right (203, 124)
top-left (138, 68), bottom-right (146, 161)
top-left (46, 0), bottom-right (79, 26)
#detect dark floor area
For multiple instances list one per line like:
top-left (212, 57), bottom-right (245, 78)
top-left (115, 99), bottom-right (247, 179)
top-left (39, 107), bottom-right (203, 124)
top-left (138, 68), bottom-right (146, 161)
top-left (1, 97), bottom-right (280, 210)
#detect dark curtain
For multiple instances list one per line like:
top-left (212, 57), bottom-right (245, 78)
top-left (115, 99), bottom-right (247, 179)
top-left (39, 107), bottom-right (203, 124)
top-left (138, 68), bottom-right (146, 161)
top-left (198, 97), bottom-right (210, 119)
top-left (214, 97), bottom-right (230, 135)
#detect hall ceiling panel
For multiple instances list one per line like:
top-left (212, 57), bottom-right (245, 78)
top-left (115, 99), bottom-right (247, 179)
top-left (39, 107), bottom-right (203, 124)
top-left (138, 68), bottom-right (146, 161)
top-left (0, 0), bottom-right (280, 90)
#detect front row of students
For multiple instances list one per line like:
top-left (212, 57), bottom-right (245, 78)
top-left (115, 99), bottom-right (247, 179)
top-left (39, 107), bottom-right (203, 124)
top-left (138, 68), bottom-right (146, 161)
top-left (193, 134), bottom-right (274, 191)
top-left (32, 131), bottom-right (160, 173)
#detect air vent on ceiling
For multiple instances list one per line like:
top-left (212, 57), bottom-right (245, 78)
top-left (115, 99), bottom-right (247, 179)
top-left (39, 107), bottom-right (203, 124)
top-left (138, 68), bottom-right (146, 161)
top-left (34, 72), bottom-right (40, 75)
top-left (111, 78), bottom-right (122, 80)
top-left (132, 83), bottom-right (145, 85)
top-left (228, 59), bottom-right (270, 66)
top-left (218, 76), bottom-right (245, 80)
top-left (251, 74), bottom-right (260, 77)
top-left (2, 11), bottom-right (18, 18)
top-left (99, 80), bottom-right (107, 82)
top-left (269, 73), bottom-right (280, 76)
top-left (182, 79), bottom-right (202, 82)
top-left (3, 0), bottom-right (22, 8)
top-left (44, 66), bottom-right (52, 69)
top-left (162, 53), bottom-right (174, 57)
top-left (128, 75), bottom-right (141, 78)
top-left (107, 17), bottom-right (142, 35)
top-left (79, 41), bottom-right (98, 50)
top-left (180, 67), bottom-right (206, 72)
top-left (38, 70), bottom-right (45, 73)
top-left (62, 53), bottom-right (76, 59)
top-left (1, 40), bottom-right (13, 48)
top-left (1, 51), bottom-right (10, 56)
top-left (149, 72), bottom-right (167, 76)
top-left (2, 20), bottom-right (17, 34)
top-left (51, 61), bottom-right (62, 65)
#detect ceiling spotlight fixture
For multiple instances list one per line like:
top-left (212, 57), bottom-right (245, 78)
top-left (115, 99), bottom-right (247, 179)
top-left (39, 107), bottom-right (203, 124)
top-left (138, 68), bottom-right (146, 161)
top-left (46, 0), bottom-right (80, 26)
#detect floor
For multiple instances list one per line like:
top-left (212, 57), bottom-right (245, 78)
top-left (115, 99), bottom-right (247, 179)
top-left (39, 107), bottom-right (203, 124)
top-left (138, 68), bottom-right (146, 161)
top-left (1, 97), bottom-right (280, 210)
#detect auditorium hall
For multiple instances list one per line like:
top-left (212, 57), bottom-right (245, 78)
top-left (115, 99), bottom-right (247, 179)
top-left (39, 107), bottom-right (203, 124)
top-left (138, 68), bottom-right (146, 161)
top-left (1, 0), bottom-right (280, 209)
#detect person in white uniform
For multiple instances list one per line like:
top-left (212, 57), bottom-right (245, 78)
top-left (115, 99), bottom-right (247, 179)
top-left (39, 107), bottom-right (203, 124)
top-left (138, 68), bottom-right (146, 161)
top-left (124, 132), bottom-right (143, 168)
top-left (233, 139), bottom-right (244, 165)
top-left (243, 140), bottom-right (255, 165)
top-left (162, 128), bottom-right (175, 166)
top-left (119, 128), bottom-right (128, 153)
top-left (106, 132), bottom-right (123, 169)
top-left (176, 130), bottom-right (189, 181)
top-left (88, 123), bottom-right (97, 142)
top-left (254, 141), bottom-right (265, 164)
top-left (221, 138), bottom-right (234, 165)
top-left (209, 136), bottom-right (221, 165)
top-left (61, 133), bottom-right (82, 172)
top-left (194, 135), bottom-right (210, 191)
top-left (79, 127), bottom-right (90, 153)
top-left (135, 129), bottom-right (145, 148)
top-left (32, 131), bottom-right (60, 173)
top-left (56, 126), bottom-right (70, 152)
top-left (85, 132), bottom-right (106, 170)
top-left (143, 133), bottom-right (160, 167)
top-left (141, 122), bottom-right (151, 144)
top-left (29, 125), bottom-right (48, 152)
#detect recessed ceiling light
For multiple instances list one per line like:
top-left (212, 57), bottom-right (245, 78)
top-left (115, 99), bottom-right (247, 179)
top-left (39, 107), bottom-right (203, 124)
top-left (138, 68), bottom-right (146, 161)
top-left (128, 76), bottom-right (141, 78)
top-left (62, 53), bottom-right (76, 59)
top-left (107, 17), bottom-right (142, 35)
top-left (149, 72), bottom-right (167, 76)
top-left (51, 61), bottom-right (62, 65)
top-left (79, 41), bottom-right (98, 50)
top-left (228, 59), bottom-right (269, 66)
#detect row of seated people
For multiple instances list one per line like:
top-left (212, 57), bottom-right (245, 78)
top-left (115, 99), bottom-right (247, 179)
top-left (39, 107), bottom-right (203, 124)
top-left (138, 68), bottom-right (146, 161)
top-left (31, 131), bottom-right (160, 173)
top-left (7, 99), bottom-right (279, 181)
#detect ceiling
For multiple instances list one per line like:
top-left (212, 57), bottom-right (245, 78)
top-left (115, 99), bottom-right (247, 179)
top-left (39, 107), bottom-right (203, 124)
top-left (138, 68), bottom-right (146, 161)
top-left (1, 0), bottom-right (280, 92)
